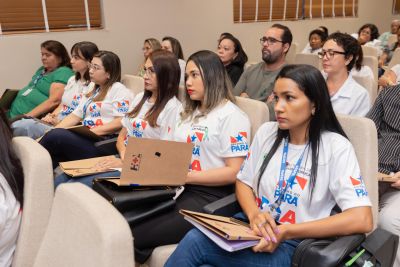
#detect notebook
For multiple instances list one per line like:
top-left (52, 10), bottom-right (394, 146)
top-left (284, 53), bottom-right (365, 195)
top-left (106, 137), bottom-right (193, 186)
top-left (0, 89), bottom-right (19, 109)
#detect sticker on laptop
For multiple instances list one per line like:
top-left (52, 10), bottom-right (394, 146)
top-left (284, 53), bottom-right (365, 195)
top-left (130, 154), bottom-right (142, 171)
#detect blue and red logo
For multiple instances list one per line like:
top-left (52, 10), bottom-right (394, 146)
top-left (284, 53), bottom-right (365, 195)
top-left (230, 131), bottom-right (249, 152)
top-left (350, 176), bottom-right (368, 197)
top-left (116, 100), bottom-right (130, 113)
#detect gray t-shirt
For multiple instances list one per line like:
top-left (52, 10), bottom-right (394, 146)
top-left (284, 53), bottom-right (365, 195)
top-left (233, 62), bottom-right (283, 101)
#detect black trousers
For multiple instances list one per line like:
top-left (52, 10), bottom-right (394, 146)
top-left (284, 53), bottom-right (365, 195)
top-left (133, 184), bottom-right (233, 263)
top-left (39, 128), bottom-right (103, 168)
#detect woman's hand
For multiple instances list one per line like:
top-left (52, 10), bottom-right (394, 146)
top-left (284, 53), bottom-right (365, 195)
top-left (252, 224), bottom-right (288, 253)
top-left (249, 211), bottom-right (279, 245)
top-left (93, 156), bottom-right (123, 172)
top-left (41, 113), bottom-right (59, 125)
top-left (391, 171), bottom-right (400, 189)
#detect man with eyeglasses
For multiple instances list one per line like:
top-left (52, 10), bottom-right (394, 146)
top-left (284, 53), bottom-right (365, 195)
top-left (233, 24), bottom-right (292, 119)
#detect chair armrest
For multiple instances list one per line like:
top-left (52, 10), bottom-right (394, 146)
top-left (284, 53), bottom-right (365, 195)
top-left (203, 193), bottom-right (241, 216)
top-left (94, 137), bottom-right (118, 156)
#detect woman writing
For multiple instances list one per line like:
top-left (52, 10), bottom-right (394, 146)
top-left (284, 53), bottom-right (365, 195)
top-left (53, 50), bottom-right (182, 187)
top-left (132, 50), bottom-right (251, 264)
top-left (39, 51), bottom-right (134, 168)
top-left (8, 40), bottom-right (73, 119)
top-left (166, 64), bottom-right (372, 267)
top-left (12, 41), bottom-right (99, 139)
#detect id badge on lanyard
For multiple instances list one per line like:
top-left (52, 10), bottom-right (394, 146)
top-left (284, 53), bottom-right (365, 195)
top-left (22, 70), bottom-right (46, 97)
top-left (268, 138), bottom-right (309, 221)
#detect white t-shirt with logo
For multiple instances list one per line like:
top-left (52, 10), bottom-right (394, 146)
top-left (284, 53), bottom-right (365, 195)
top-left (121, 92), bottom-right (182, 144)
top-left (59, 76), bottom-right (94, 120)
top-left (173, 101), bottom-right (251, 171)
top-left (73, 82), bottom-right (134, 128)
top-left (0, 173), bottom-right (21, 267)
top-left (238, 122), bottom-right (371, 225)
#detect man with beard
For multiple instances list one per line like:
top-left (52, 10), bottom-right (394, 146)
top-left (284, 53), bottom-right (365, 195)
top-left (233, 24), bottom-right (292, 111)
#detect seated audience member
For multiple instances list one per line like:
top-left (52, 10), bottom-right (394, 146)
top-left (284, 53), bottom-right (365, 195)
top-left (378, 64), bottom-right (400, 87)
top-left (39, 51), bottom-right (134, 168)
top-left (301, 29), bottom-right (327, 54)
top-left (7, 40), bottom-right (74, 119)
top-left (233, 24), bottom-right (292, 119)
top-left (217, 34), bottom-right (248, 85)
top-left (161, 36), bottom-right (186, 87)
top-left (379, 28), bottom-right (400, 71)
top-left (367, 86), bottom-right (400, 267)
top-left (166, 64), bottom-right (373, 267)
top-left (132, 50), bottom-right (251, 264)
top-left (352, 24), bottom-right (381, 53)
top-left (54, 50), bottom-right (182, 187)
top-left (0, 109), bottom-right (24, 266)
top-left (12, 41), bottom-right (99, 139)
top-left (318, 26), bottom-right (329, 36)
top-left (137, 38), bottom-right (161, 77)
top-left (378, 19), bottom-right (400, 48)
top-left (319, 32), bottom-right (370, 116)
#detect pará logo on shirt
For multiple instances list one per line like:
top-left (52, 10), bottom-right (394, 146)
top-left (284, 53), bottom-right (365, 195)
top-left (89, 102), bottom-right (102, 117)
top-left (350, 175), bottom-right (368, 197)
top-left (230, 132), bottom-right (249, 152)
top-left (116, 100), bottom-right (130, 113)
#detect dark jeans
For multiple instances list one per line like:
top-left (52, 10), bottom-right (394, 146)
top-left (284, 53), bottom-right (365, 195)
top-left (39, 128), bottom-right (103, 168)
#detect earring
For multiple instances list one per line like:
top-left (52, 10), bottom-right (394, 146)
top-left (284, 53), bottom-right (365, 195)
top-left (311, 109), bottom-right (315, 116)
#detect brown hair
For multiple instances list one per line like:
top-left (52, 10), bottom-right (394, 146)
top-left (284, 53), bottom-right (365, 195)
top-left (129, 50), bottom-right (180, 127)
top-left (41, 40), bottom-right (71, 68)
top-left (87, 50), bottom-right (121, 101)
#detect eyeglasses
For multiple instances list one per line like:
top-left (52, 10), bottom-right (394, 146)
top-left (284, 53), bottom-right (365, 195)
top-left (317, 50), bottom-right (346, 59)
top-left (89, 63), bottom-right (104, 71)
top-left (143, 66), bottom-right (155, 76)
top-left (259, 36), bottom-right (284, 46)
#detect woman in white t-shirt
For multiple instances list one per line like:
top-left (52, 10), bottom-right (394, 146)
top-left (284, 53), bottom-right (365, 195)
top-left (131, 50), bottom-right (251, 264)
top-left (40, 51), bottom-right (134, 168)
top-left (166, 64), bottom-right (372, 267)
top-left (54, 50), bottom-right (182, 187)
top-left (319, 32), bottom-right (370, 116)
top-left (12, 41), bottom-right (99, 139)
top-left (0, 109), bottom-right (24, 266)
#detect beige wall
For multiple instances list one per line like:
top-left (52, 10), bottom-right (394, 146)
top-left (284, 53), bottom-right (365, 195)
top-left (1, 0), bottom-right (399, 92)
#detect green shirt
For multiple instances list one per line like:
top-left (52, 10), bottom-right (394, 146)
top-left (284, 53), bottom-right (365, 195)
top-left (8, 66), bottom-right (73, 118)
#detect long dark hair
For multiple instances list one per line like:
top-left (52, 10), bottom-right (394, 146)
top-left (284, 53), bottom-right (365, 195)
top-left (0, 109), bottom-right (24, 207)
top-left (71, 41), bottom-right (99, 82)
top-left (219, 35), bottom-right (248, 67)
top-left (41, 40), bottom-right (71, 68)
top-left (87, 50), bottom-right (121, 102)
top-left (129, 50), bottom-right (180, 127)
top-left (180, 50), bottom-right (235, 121)
top-left (327, 32), bottom-right (363, 71)
top-left (162, 36), bottom-right (184, 60)
top-left (256, 64), bottom-right (347, 199)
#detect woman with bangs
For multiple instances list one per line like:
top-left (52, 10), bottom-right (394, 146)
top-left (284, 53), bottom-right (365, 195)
top-left (39, 51), bottom-right (134, 168)
top-left (53, 49), bottom-right (182, 187)
top-left (12, 41), bottom-right (99, 139)
top-left (131, 50), bottom-right (251, 264)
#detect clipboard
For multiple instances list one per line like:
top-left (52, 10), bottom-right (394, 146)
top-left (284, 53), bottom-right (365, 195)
top-left (59, 156), bottom-right (117, 177)
top-left (0, 89), bottom-right (19, 109)
top-left (66, 125), bottom-right (103, 141)
top-left (180, 209), bottom-right (260, 241)
top-left (378, 172), bottom-right (399, 183)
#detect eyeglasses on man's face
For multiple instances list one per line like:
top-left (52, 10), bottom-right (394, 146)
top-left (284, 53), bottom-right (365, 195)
top-left (317, 50), bottom-right (346, 59)
top-left (259, 36), bottom-right (284, 46)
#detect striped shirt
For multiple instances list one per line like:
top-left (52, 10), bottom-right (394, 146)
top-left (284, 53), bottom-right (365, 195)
top-left (367, 85), bottom-right (400, 174)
